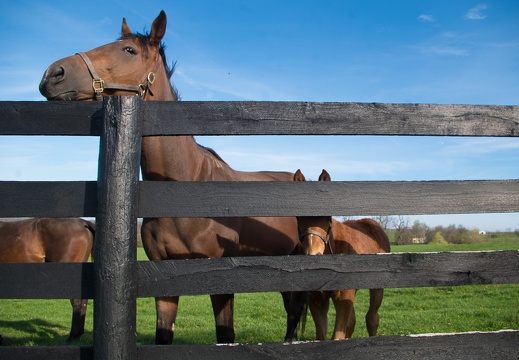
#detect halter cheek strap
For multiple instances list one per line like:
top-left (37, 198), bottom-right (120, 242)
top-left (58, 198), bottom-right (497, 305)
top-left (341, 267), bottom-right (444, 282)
top-left (299, 217), bottom-right (333, 254)
top-left (76, 52), bottom-right (158, 101)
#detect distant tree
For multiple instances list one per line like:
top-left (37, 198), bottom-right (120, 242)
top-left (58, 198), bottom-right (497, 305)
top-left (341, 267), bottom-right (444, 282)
top-left (393, 215), bottom-right (412, 245)
top-left (410, 220), bottom-right (428, 241)
top-left (430, 231), bottom-right (447, 245)
top-left (373, 215), bottom-right (393, 230)
top-left (460, 229), bottom-right (486, 244)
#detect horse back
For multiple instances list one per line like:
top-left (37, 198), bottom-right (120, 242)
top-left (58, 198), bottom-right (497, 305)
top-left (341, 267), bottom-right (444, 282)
top-left (0, 218), bottom-right (44, 262)
top-left (37, 218), bottom-right (95, 262)
top-left (334, 218), bottom-right (390, 254)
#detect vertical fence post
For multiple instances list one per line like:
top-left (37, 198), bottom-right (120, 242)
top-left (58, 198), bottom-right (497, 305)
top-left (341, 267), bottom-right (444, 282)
top-left (94, 96), bottom-right (142, 360)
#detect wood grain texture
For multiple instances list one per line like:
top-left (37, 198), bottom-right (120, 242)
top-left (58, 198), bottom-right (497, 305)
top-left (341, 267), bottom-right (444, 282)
top-left (137, 180), bottom-right (519, 217)
top-left (0, 262), bottom-right (94, 299)
top-left (2, 179), bottom-right (517, 218)
top-left (0, 181), bottom-right (97, 217)
top-left (1, 101), bottom-right (518, 136)
top-left (137, 250), bottom-right (519, 297)
top-left (93, 96), bottom-right (141, 360)
top-left (0, 101), bottom-right (102, 135)
top-left (1, 331), bottom-right (517, 360)
top-left (141, 101), bottom-right (519, 136)
top-left (2, 251), bottom-right (517, 299)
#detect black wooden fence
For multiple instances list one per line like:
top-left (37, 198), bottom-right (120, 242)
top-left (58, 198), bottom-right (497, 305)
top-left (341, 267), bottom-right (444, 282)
top-left (0, 97), bottom-right (518, 359)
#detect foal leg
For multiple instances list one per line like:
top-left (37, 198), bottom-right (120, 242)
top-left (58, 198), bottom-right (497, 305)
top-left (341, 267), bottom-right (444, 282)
top-left (210, 293), bottom-right (235, 343)
top-left (155, 296), bottom-right (179, 344)
top-left (331, 289), bottom-right (356, 340)
top-left (366, 288), bottom-right (384, 336)
top-left (282, 291), bottom-right (307, 342)
top-left (309, 292), bottom-right (329, 340)
top-left (67, 298), bottom-right (88, 342)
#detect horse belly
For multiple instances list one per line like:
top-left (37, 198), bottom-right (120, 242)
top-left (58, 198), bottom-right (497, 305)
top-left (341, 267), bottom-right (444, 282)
top-left (238, 216), bottom-right (298, 256)
top-left (141, 217), bottom-right (240, 260)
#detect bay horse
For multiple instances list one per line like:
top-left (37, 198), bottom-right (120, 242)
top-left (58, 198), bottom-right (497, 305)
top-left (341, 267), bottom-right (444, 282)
top-left (293, 169), bottom-right (390, 340)
top-left (0, 217), bottom-right (95, 342)
top-left (39, 10), bottom-right (304, 344)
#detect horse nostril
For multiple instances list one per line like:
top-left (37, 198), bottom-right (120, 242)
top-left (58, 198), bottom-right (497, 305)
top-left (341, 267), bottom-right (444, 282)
top-left (43, 64), bottom-right (66, 84)
top-left (52, 66), bottom-right (66, 81)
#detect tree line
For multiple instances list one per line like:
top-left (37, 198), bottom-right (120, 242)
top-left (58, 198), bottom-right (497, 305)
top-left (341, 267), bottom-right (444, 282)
top-left (371, 215), bottom-right (488, 245)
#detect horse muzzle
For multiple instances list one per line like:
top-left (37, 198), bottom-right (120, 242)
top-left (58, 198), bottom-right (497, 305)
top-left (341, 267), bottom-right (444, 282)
top-left (39, 56), bottom-right (93, 101)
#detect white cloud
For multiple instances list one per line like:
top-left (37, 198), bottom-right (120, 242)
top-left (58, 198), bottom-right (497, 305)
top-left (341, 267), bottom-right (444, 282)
top-left (418, 14), bottom-right (434, 22)
top-left (465, 4), bottom-right (488, 20)
top-left (441, 138), bottom-right (519, 156)
top-left (417, 46), bottom-right (470, 56)
top-left (175, 64), bottom-right (294, 101)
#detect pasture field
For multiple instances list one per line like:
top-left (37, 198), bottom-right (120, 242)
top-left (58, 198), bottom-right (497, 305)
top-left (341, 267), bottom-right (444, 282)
top-left (1, 235), bottom-right (518, 346)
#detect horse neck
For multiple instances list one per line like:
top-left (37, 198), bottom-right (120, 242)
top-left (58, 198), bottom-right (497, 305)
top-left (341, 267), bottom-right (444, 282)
top-left (140, 64), bottom-right (216, 181)
top-left (141, 135), bottom-right (220, 181)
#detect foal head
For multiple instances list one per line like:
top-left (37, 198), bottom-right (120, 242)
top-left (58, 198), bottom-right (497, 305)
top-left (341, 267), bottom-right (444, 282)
top-left (39, 10), bottom-right (177, 101)
top-left (294, 169), bottom-right (333, 255)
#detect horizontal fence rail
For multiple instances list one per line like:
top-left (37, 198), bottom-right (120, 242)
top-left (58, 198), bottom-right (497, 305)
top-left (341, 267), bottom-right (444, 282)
top-left (1, 101), bottom-right (518, 136)
top-left (1, 250), bottom-right (518, 299)
top-left (1, 180), bottom-right (518, 218)
top-left (0, 331), bottom-right (518, 360)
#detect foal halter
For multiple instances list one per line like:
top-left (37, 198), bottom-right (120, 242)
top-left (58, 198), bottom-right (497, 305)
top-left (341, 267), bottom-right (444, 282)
top-left (299, 216), bottom-right (333, 254)
top-left (76, 52), bottom-right (160, 101)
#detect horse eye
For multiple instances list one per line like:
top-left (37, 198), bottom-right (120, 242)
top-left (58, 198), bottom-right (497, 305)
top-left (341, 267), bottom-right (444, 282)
top-left (123, 46), bottom-right (136, 55)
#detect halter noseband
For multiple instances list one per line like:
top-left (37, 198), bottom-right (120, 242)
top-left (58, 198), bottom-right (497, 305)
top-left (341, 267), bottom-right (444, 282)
top-left (76, 52), bottom-right (160, 101)
top-left (299, 216), bottom-right (333, 254)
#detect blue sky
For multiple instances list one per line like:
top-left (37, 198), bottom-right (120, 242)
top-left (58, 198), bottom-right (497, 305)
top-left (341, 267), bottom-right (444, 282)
top-left (1, 1), bottom-right (518, 231)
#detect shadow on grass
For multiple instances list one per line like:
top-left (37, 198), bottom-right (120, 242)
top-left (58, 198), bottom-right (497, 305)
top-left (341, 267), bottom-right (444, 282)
top-left (0, 319), bottom-right (92, 346)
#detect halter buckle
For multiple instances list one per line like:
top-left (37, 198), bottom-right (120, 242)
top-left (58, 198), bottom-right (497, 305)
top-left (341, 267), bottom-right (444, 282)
top-left (92, 79), bottom-right (104, 94)
top-left (147, 72), bottom-right (155, 84)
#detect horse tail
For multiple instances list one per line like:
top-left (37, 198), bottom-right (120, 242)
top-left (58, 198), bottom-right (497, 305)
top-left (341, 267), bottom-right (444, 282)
top-left (82, 219), bottom-right (96, 261)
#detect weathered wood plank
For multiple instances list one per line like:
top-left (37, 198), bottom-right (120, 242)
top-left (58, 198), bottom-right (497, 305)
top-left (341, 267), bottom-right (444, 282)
top-left (0, 101), bottom-right (102, 135)
top-left (2, 101), bottom-right (518, 137)
top-left (138, 180), bottom-right (519, 217)
top-left (137, 251), bottom-right (519, 297)
top-left (142, 101), bottom-right (519, 136)
top-left (136, 331), bottom-right (519, 360)
top-left (93, 96), bottom-right (141, 360)
top-left (0, 346), bottom-right (93, 360)
top-left (2, 251), bottom-right (517, 299)
top-left (0, 181), bottom-right (97, 217)
top-left (3, 179), bottom-right (517, 219)
top-left (3, 331), bottom-right (516, 360)
top-left (0, 262), bottom-right (94, 298)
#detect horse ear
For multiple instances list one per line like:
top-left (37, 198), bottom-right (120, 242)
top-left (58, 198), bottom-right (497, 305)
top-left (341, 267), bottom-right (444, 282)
top-left (121, 18), bottom-right (132, 37)
top-left (150, 10), bottom-right (167, 45)
top-left (294, 169), bottom-right (306, 182)
top-left (318, 169), bottom-right (331, 182)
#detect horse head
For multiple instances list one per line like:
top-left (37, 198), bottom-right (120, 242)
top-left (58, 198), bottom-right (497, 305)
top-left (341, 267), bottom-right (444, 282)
top-left (39, 10), bottom-right (177, 101)
top-left (293, 169), bottom-right (333, 255)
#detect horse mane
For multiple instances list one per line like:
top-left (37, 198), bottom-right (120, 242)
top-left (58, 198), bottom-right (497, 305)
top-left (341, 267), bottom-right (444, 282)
top-left (198, 144), bottom-right (228, 165)
top-left (120, 31), bottom-right (222, 162)
top-left (119, 32), bottom-right (180, 100)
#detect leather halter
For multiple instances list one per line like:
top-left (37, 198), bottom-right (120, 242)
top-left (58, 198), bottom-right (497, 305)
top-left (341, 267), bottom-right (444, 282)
top-left (76, 51), bottom-right (160, 101)
top-left (299, 216), bottom-right (333, 254)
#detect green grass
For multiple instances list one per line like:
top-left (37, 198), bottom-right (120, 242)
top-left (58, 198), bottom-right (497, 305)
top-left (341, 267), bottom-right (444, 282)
top-left (1, 237), bottom-right (518, 346)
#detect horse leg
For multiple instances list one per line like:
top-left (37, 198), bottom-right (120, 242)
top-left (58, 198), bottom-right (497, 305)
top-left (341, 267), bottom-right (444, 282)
top-left (309, 292), bottom-right (329, 340)
top-left (155, 296), bottom-right (179, 344)
top-left (331, 289), bottom-right (356, 340)
top-left (282, 291), bottom-right (307, 342)
top-left (366, 288), bottom-right (384, 336)
top-left (210, 293), bottom-right (235, 343)
top-left (66, 298), bottom-right (88, 342)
